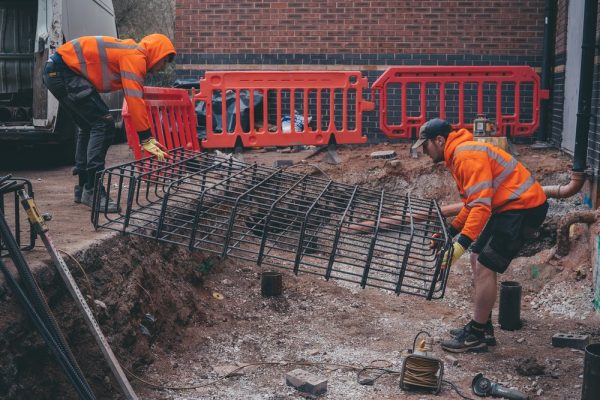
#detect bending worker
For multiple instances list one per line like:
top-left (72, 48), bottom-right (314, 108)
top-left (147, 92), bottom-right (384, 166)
top-left (413, 118), bottom-right (548, 353)
top-left (43, 34), bottom-right (173, 212)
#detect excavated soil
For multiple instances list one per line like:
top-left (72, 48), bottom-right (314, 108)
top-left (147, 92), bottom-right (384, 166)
top-left (1, 142), bottom-right (599, 400)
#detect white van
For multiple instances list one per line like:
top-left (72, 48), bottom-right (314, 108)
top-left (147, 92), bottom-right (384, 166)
top-left (0, 0), bottom-right (123, 160)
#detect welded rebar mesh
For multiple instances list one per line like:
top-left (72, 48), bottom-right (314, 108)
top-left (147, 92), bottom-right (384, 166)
top-left (92, 149), bottom-right (453, 299)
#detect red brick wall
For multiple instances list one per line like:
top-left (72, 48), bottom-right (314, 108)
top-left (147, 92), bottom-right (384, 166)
top-left (175, 0), bottom-right (545, 56)
top-left (555, 0), bottom-right (568, 56)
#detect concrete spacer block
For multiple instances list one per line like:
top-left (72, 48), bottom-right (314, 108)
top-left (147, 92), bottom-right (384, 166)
top-left (370, 150), bottom-right (397, 159)
top-left (286, 368), bottom-right (327, 396)
top-left (551, 333), bottom-right (590, 350)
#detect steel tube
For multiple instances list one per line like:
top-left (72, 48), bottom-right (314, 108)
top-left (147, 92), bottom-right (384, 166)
top-left (582, 343), bottom-right (600, 400)
top-left (499, 281), bottom-right (522, 330)
top-left (261, 271), bottom-right (283, 297)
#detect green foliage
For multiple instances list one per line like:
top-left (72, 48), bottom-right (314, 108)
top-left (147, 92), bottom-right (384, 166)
top-left (530, 264), bottom-right (540, 279)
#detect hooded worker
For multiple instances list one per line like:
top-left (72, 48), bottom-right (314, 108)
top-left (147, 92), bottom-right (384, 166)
top-left (42, 33), bottom-right (175, 212)
top-left (413, 118), bottom-right (548, 353)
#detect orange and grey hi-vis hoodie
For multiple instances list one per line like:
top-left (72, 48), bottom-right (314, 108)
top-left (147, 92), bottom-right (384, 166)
top-left (445, 129), bottom-right (547, 243)
top-left (57, 34), bottom-right (176, 134)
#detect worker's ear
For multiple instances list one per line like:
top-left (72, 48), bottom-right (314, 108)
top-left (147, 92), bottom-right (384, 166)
top-left (436, 136), bottom-right (445, 147)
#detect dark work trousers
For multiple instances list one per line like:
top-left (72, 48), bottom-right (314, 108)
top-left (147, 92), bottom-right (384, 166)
top-left (42, 55), bottom-right (115, 189)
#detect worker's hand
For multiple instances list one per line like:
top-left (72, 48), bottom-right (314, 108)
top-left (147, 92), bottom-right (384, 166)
top-left (141, 138), bottom-right (169, 161)
top-left (429, 233), bottom-right (442, 250)
top-left (441, 241), bottom-right (466, 269)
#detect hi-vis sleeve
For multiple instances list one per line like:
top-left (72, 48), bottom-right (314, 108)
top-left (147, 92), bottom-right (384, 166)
top-left (450, 158), bottom-right (494, 241)
top-left (119, 54), bottom-right (150, 133)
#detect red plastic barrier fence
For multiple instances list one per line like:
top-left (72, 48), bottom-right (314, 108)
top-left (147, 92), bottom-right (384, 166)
top-left (123, 87), bottom-right (199, 159)
top-left (194, 71), bottom-right (374, 149)
top-left (123, 67), bottom-right (549, 160)
top-left (371, 66), bottom-right (550, 140)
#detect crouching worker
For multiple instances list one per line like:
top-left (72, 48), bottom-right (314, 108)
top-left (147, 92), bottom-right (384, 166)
top-left (413, 118), bottom-right (548, 353)
top-left (42, 34), bottom-right (175, 212)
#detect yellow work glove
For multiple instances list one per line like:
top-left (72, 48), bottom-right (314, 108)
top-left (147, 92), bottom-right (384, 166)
top-left (141, 138), bottom-right (169, 161)
top-left (441, 241), bottom-right (466, 269)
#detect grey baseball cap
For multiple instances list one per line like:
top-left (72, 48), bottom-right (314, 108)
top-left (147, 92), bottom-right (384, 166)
top-left (411, 118), bottom-right (453, 149)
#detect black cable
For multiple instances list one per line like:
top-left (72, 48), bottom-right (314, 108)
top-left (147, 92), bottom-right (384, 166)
top-left (357, 366), bottom-right (401, 386)
top-left (443, 379), bottom-right (476, 400)
top-left (0, 259), bottom-right (95, 400)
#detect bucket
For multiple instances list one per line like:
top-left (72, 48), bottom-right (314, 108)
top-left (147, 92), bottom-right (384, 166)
top-left (582, 343), bottom-right (600, 400)
top-left (261, 271), bottom-right (282, 297)
top-left (498, 281), bottom-right (522, 330)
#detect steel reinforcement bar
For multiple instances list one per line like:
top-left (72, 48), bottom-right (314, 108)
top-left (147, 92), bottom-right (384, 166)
top-left (92, 149), bottom-right (452, 299)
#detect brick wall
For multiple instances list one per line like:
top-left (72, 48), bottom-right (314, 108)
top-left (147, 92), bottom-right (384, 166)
top-left (550, 0), bottom-right (568, 147)
top-left (175, 0), bottom-right (545, 142)
top-left (176, 0), bottom-right (544, 56)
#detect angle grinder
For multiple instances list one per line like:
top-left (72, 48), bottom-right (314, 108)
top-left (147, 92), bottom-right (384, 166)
top-left (472, 373), bottom-right (529, 400)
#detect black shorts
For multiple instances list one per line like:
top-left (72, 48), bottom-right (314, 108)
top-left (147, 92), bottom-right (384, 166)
top-left (472, 201), bottom-right (548, 273)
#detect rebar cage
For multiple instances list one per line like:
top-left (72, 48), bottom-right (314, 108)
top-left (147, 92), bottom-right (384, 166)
top-left (92, 149), bottom-right (453, 299)
top-left (1, 176), bottom-right (35, 257)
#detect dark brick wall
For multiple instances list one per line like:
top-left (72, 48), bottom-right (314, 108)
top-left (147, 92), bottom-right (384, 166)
top-left (174, 0), bottom-right (545, 142)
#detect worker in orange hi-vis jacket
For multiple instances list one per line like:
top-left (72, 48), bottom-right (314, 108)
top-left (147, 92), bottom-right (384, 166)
top-left (412, 118), bottom-right (548, 354)
top-left (42, 34), bottom-right (175, 213)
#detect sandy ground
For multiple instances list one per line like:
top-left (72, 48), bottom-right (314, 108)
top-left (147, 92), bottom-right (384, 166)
top-left (1, 141), bottom-right (599, 400)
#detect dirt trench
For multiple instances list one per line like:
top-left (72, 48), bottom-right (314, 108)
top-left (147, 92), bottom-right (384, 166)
top-left (0, 236), bottom-right (218, 399)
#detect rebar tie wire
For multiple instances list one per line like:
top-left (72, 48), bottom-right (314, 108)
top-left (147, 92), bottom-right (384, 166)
top-left (93, 149), bottom-right (452, 299)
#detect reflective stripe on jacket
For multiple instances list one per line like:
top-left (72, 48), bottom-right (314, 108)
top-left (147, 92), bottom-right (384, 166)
top-left (445, 129), bottom-right (547, 241)
top-left (56, 34), bottom-right (175, 133)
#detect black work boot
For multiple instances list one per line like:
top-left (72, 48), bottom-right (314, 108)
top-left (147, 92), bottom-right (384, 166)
top-left (74, 185), bottom-right (83, 203)
top-left (442, 321), bottom-right (488, 353)
top-left (81, 185), bottom-right (120, 213)
top-left (449, 322), bottom-right (496, 346)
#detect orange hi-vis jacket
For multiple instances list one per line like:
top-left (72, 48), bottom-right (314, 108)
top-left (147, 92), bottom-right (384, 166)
top-left (445, 129), bottom-right (547, 242)
top-left (56, 34), bottom-right (176, 134)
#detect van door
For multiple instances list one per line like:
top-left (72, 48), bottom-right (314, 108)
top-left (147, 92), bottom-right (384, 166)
top-left (0, 0), bottom-right (36, 125)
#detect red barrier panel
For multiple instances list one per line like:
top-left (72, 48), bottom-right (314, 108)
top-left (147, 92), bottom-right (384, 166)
top-left (195, 71), bottom-right (374, 148)
top-left (371, 66), bottom-right (550, 140)
top-left (123, 87), bottom-right (199, 159)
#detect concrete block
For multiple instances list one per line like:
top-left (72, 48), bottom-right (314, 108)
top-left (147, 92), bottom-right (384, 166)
top-left (551, 333), bottom-right (590, 350)
top-left (286, 368), bottom-right (327, 396)
top-left (370, 150), bottom-right (397, 159)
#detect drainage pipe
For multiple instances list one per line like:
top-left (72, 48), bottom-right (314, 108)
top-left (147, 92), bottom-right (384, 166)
top-left (572, 0), bottom-right (598, 172)
top-left (542, 170), bottom-right (587, 199)
top-left (555, 210), bottom-right (599, 256)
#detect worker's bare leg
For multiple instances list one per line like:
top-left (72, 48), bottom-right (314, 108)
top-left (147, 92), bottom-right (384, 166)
top-left (470, 252), bottom-right (478, 291)
top-left (473, 261), bottom-right (497, 324)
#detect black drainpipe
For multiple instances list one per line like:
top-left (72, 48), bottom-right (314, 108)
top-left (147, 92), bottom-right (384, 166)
top-left (536, 0), bottom-right (556, 142)
top-left (572, 0), bottom-right (598, 172)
